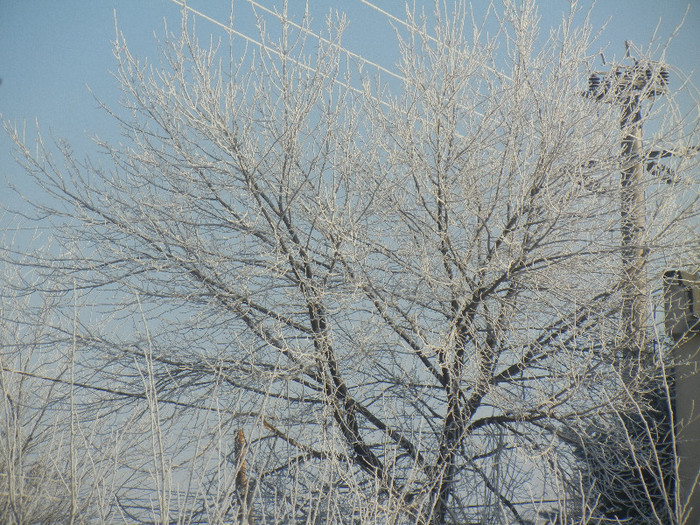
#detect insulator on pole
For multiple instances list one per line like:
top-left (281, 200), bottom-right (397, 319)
top-left (588, 73), bottom-right (601, 93)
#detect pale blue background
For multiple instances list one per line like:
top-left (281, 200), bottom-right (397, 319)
top-left (1, 0), bottom-right (698, 215)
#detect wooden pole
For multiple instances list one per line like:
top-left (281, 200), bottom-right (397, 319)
top-left (235, 429), bottom-right (255, 525)
top-left (619, 92), bottom-right (648, 379)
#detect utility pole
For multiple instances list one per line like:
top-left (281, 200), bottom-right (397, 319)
top-left (587, 43), bottom-right (700, 523)
top-left (619, 88), bottom-right (647, 378)
top-left (587, 43), bottom-right (669, 379)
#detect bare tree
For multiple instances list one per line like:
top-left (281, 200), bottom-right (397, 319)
top-left (0, 263), bottom-right (115, 524)
top-left (3, 1), bottom-right (699, 523)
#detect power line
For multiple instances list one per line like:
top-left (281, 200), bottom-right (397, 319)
top-left (358, 0), bottom-right (421, 38)
top-left (165, 0), bottom-right (496, 123)
top-left (166, 0), bottom-right (401, 108)
top-left (357, 0), bottom-right (511, 81)
top-left (245, 0), bottom-right (405, 82)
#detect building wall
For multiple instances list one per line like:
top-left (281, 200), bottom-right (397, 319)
top-left (664, 270), bottom-right (700, 524)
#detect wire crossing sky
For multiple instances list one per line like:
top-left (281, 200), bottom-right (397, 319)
top-left (1, 0), bottom-right (698, 216)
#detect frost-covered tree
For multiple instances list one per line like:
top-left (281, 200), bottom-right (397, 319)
top-left (4, 1), bottom-right (699, 523)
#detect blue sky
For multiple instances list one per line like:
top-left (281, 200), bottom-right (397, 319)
top-left (1, 0), bottom-right (698, 216)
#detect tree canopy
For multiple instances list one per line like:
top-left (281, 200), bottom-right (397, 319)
top-left (2, 1), bottom-right (699, 523)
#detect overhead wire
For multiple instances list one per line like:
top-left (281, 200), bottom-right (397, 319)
top-left (244, 0), bottom-right (405, 83)
top-left (163, 1), bottom-right (498, 131)
top-left (166, 0), bottom-right (402, 109)
top-left (358, 0), bottom-right (420, 38)
top-left (359, 0), bottom-right (511, 83)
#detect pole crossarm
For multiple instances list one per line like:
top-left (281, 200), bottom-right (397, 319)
top-left (644, 146), bottom-right (700, 183)
top-left (587, 60), bottom-right (670, 103)
top-left (565, 143), bottom-right (699, 186)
